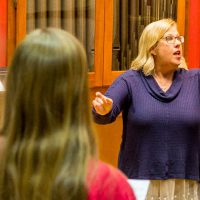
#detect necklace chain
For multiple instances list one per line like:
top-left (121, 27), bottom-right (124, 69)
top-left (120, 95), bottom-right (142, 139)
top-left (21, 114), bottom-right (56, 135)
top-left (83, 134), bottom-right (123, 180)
top-left (153, 74), bottom-right (171, 92)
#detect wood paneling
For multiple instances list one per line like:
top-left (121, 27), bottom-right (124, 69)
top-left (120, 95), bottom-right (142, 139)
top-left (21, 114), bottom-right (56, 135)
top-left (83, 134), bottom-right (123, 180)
top-left (94, 116), bottom-right (122, 167)
top-left (90, 87), bottom-right (122, 167)
top-left (91, 0), bottom-right (104, 87)
top-left (177, 0), bottom-right (185, 36)
top-left (16, 0), bottom-right (26, 45)
top-left (7, 0), bottom-right (16, 66)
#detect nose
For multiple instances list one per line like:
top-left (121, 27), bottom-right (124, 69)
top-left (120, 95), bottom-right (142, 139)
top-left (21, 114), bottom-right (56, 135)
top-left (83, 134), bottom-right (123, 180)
top-left (174, 37), bottom-right (182, 45)
top-left (174, 38), bottom-right (181, 46)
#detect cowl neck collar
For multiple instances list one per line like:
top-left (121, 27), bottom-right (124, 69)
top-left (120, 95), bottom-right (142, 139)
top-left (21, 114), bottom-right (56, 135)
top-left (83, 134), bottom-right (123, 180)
top-left (140, 69), bottom-right (183, 102)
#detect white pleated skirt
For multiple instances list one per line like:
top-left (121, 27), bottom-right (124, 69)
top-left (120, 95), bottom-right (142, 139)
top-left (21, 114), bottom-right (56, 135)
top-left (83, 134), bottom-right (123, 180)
top-left (146, 179), bottom-right (200, 200)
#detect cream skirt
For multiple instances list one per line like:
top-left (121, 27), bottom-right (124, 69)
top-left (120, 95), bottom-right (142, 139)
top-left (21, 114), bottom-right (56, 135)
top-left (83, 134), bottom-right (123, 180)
top-left (146, 179), bottom-right (200, 200)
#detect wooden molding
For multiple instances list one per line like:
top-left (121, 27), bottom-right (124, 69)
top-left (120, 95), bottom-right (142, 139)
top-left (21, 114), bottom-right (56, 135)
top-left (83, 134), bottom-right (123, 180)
top-left (92, 0), bottom-right (105, 87)
top-left (16, 0), bottom-right (26, 45)
top-left (7, 0), bottom-right (16, 66)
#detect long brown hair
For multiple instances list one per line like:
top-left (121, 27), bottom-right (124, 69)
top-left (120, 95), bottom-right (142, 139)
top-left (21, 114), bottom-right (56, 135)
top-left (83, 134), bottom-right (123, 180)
top-left (0, 28), bottom-right (96, 200)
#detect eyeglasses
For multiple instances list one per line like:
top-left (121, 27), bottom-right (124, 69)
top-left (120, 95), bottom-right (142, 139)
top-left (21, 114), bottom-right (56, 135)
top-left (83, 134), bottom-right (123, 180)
top-left (161, 35), bottom-right (184, 44)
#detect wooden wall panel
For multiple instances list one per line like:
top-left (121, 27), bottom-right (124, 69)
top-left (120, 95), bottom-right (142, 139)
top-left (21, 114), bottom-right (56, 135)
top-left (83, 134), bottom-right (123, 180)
top-left (90, 87), bottom-right (122, 167)
top-left (94, 117), bottom-right (122, 167)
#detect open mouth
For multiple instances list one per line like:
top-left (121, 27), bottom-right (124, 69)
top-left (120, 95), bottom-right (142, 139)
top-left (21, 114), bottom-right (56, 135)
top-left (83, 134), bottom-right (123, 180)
top-left (173, 50), bottom-right (181, 56)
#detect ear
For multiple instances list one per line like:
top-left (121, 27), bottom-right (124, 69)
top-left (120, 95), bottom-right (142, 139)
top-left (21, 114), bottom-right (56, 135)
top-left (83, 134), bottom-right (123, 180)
top-left (150, 46), bottom-right (157, 56)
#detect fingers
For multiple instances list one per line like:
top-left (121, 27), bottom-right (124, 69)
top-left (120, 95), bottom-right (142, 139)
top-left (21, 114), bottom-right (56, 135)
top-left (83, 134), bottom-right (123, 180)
top-left (95, 92), bottom-right (113, 104)
top-left (95, 92), bottom-right (108, 104)
top-left (92, 100), bottom-right (105, 114)
top-left (92, 92), bottom-right (113, 115)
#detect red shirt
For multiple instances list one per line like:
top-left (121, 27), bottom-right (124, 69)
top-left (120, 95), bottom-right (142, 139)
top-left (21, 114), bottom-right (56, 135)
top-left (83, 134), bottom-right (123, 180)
top-left (87, 161), bottom-right (136, 200)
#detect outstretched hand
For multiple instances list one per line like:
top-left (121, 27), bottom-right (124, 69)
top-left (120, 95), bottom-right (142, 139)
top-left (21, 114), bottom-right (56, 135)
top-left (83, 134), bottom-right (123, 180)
top-left (92, 92), bottom-right (113, 115)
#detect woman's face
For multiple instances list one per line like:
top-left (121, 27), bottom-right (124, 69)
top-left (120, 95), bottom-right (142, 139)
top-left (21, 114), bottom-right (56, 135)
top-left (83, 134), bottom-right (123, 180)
top-left (151, 25), bottom-right (183, 71)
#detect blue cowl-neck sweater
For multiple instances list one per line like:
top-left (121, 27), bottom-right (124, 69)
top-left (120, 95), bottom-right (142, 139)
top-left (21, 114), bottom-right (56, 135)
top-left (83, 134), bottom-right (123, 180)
top-left (92, 69), bottom-right (200, 180)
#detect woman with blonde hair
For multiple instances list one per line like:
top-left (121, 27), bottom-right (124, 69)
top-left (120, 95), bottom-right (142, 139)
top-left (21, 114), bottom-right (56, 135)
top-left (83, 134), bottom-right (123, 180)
top-left (92, 18), bottom-right (200, 199)
top-left (0, 28), bottom-right (136, 200)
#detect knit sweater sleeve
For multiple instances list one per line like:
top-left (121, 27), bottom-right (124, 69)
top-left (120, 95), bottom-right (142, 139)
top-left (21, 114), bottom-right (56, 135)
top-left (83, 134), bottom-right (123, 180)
top-left (92, 74), bottom-right (131, 124)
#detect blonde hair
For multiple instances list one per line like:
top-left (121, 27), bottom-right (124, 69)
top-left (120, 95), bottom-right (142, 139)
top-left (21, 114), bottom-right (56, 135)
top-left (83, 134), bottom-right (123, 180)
top-left (131, 18), bottom-right (188, 75)
top-left (0, 28), bottom-right (96, 200)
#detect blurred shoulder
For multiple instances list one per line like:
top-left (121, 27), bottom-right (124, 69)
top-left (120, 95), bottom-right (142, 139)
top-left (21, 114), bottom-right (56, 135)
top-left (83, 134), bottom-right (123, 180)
top-left (180, 68), bottom-right (200, 77)
top-left (88, 161), bottom-right (136, 200)
top-left (112, 69), bottom-right (141, 86)
top-left (92, 161), bottom-right (127, 180)
top-left (120, 69), bottom-right (141, 79)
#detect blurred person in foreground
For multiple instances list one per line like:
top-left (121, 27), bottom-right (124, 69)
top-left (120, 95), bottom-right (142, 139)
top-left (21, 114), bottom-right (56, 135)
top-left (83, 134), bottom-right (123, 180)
top-left (0, 28), bottom-right (136, 200)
